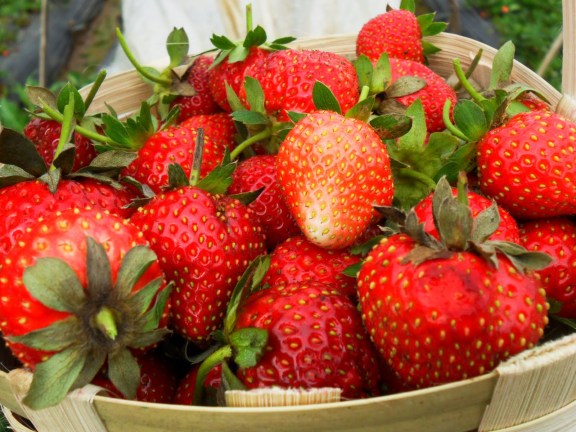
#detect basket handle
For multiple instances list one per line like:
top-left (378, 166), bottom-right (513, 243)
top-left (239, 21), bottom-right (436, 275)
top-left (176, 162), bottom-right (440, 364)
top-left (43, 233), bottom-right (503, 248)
top-left (557, 0), bottom-right (576, 120)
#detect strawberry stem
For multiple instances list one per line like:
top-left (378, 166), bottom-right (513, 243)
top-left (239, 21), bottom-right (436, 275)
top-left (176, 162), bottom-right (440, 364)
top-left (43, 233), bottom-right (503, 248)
top-left (94, 306), bottom-right (119, 340)
top-left (398, 167), bottom-right (437, 191)
top-left (83, 69), bottom-right (107, 113)
top-left (246, 3), bottom-right (253, 33)
top-left (40, 101), bottom-right (114, 145)
top-left (194, 345), bottom-right (232, 405)
top-left (453, 58), bottom-right (486, 103)
top-left (456, 172), bottom-right (470, 207)
top-left (50, 92), bottom-right (75, 171)
top-left (442, 100), bottom-right (469, 141)
top-left (115, 28), bottom-right (172, 86)
top-left (230, 128), bottom-right (273, 160)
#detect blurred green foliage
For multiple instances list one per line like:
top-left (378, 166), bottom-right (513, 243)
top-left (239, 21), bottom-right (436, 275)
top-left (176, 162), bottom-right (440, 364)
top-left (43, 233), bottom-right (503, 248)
top-left (465, 0), bottom-right (563, 90)
top-left (0, 0), bottom-right (41, 54)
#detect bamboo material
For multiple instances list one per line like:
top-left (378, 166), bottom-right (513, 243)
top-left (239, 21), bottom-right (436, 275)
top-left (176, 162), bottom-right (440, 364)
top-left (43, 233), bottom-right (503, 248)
top-left (225, 387), bottom-right (342, 407)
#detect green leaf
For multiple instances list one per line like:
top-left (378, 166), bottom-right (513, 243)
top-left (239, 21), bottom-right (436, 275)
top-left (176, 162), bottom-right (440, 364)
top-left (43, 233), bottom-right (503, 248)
top-left (210, 34), bottom-right (237, 51)
top-left (471, 203), bottom-right (500, 243)
top-left (270, 36), bottom-right (297, 45)
top-left (196, 161), bottom-right (236, 195)
top-left (0, 128), bottom-right (48, 177)
top-left (229, 327), bottom-right (268, 368)
top-left (490, 41), bottom-right (515, 90)
top-left (422, 40), bottom-right (442, 57)
top-left (369, 114), bottom-right (412, 140)
top-left (8, 317), bottom-right (80, 351)
top-left (453, 100), bottom-right (489, 142)
top-left (140, 283), bottom-right (173, 332)
top-left (0, 164), bottom-right (36, 188)
top-left (244, 25), bottom-right (267, 48)
top-left (81, 150), bottom-right (138, 173)
top-left (354, 55), bottom-right (374, 89)
top-left (221, 361), bottom-right (247, 391)
top-left (166, 27), bottom-right (189, 68)
top-left (228, 46), bottom-right (250, 64)
top-left (72, 349), bottom-right (107, 391)
top-left (342, 262), bottom-right (362, 278)
top-left (345, 97), bottom-right (374, 122)
top-left (243, 76), bottom-right (266, 114)
top-left (422, 21), bottom-right (448, 37)
top-left (225, 83), bottom-right (246, 113)
top-left (387, 76), bottom-right (427, 98)
top-left (23, 257), bottom-right (87, 313)
top-left (288, 111), bottom-right (307, 123)
top-left (168, 163), bottom-right (191, 189)
top-left (399, 0), bottom-right (415, 13)
top-left (232, 110), bottom-right (269, 125)
top-left (127, 277), bottom-right (164, 317)
top-left (26, 86), bottom-right (57, 111)
top-left (86, 237), bottom-right (113, 302)
top-left (51, 142), bottom-right (75, 174)
top-left (23, 347), bottom-right (87, 409)
top-left (107, 348), bottom-right (140, 400)
top-left (57, 83), bottom-right (86, 119)
top-left (372, 53), bottom-right (391, 94)
top-left (229, 186), bottom-right (264, 207)
top-left (116, 246), bottom-right (158, 299)
top-left (312, 81), bottom-right (341, 114)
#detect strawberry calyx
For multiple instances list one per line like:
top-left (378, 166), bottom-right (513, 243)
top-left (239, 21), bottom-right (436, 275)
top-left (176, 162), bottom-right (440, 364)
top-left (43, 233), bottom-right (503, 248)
top-left (6, 237), bottom-right (173, 409)
top-left (376, 175), bottom-right (553, 272)
top-left (210, 3), bottom-right (295, 68)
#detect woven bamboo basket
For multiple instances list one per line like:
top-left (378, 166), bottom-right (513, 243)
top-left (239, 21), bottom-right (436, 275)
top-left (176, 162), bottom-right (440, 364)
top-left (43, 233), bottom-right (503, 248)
top-left (2, 1), bottom-right (576, 431)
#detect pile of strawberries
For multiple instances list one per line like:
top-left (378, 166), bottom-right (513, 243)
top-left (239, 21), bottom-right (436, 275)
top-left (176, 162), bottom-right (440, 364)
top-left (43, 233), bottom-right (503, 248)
top-left (1, 1), bottom-right (575, 411)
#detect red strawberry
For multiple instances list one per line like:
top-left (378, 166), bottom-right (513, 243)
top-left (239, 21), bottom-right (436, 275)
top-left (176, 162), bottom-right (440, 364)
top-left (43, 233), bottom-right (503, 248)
top-left (92, 351), bottom-right (179, 403)
top-left (209, 47), bottom-right (270, 112)
top-left (173, 364), bottom-right (222, 405)
top-left (0, 208), bottom-right (171, 408)
top-left (519, 217), bottom-right (576, 318)
top-left (517, 92), bottom-right (551, 112)
top-left (234, 280), bottom-right (382, 399)
top-left (24, 117), bottom-right (98, 171)
top-left (357, 179), bottom-right (549, 389)
top-left (228, 155), bottom-right (301, 249)
top-left (384, 57), bottom-right (457, 133)
top-left (477, 110), bottom-right (576, 219)
top-left (357, 9), bottom-right (424, 63)
top-left (180, 112), bottom-right (238, 152)
top-left (262, 235), bottom-right (360, 299)
top-left (0, 178), bottom-right (137, 259)
top-left (170, 55), bottom-right (221, 122)
top-left (413, 187), bottom-right (521, 243)
top-left (121, 124), bottom-right (226, 194)
top-left (276, 110), bottom-right (394, 249)
top-left (130, 187), bottom-right (267, 343)
top-left (241, 49), bottom-right (359, 121)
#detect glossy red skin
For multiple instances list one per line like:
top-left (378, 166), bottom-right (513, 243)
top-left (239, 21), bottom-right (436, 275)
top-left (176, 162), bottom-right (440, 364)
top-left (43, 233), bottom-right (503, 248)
top-left (208, 47), bottom-right (269, 112)
top-left (242, 49), bottom-right (359, 122)
top-left (121, 124), bottom-right (225, 194)
top-left (356, 9), bottom-right (424, 63)
top-left (277, 110), bottom-right (394, 249)
top-left (262, 235), bottom-right (360, 299)
top-left (170, 55), bottom-right (221, 122)
top-left (92, 351), bottom-right (178, 403)
top-left (413, 187), bottom-right (521, 243)
top-left (179, 112), bottom-right (238, 151)
top-left (173, 364), bottom-right (222, 405)
top-left (24, 117), bottom-right (98, 171)
top-left (519, 217), bottom-right (576, 318)
top-left (0, 178), bottom-right (137, 259)
top-left (0, 209), bottom-right (166, 368)
top-left (229, 155), bottom-right (301, 250)
top-left (477, 110), bottom-right (576, 219)
top-left (387, 57), bottom-right (457, 132)
top-left (130, 187), bottom-right (267, 343)
top-left (357, 234), bottom-right (548, 389)
top-left (235, 281), bottom-right (382, 399)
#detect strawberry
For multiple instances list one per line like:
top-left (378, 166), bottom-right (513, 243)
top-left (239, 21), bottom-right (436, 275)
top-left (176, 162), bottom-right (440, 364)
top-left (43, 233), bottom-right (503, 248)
top-left (477, 110), bottom-right (576, 219)
top-left (173, 364), bottom-right (222, 405)
top-left (92, 351), bottom-right (179, 403)
top-left (170, 55), bottom-right (221, 122)
top-left (276, 110), bottom-right (394, 249)
top-left (24, 117), bottom-right (98, 171)
top-left (234, 280), bottom-right (382, 399)
top-left (413, 186), bottom-right (521, 243)
top-left (241, 49), bottom-right (359, 121)
top-left (121, 124), bottom-right (226, 194)
top-left (357, 178), bottom-right (550, 389)
top-left (384, 57), bottom-right (457, 133)
top-left (356, 4), bottom-right (445, 63)
top-left (519, 217), bottom-right (576, 318)
top-left (0, 208), bottom-right (171, 409)
top-left (129, 186), bottom-right (267, 343)
top-left (179, 112), bottom-right (238, 152)
top-left (228, 155), bottom-right (301, 249)
top-left (261, 235), bottom-right (360, 299)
